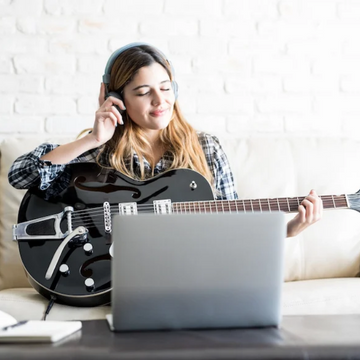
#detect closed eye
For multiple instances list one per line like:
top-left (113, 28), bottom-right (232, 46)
top-left (136, 88), bottom-right (170, 96)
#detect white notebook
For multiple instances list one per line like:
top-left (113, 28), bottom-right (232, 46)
top-left (0, 310), bottom-right (82, 343)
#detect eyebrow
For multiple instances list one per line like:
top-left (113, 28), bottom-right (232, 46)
top-left (132, 80), bottom-right (170, 91)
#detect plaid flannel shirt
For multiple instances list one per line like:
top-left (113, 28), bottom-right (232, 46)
top-left (8, 132), bottom-right (238, 200)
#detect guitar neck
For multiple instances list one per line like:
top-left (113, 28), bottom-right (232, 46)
top-left (172, 194), bottom-right (349, 214)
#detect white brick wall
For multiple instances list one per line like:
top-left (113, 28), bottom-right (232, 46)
top-left (1, 0), bottom-right (360, 141)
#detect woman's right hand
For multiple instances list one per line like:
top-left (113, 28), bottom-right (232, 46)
top-left (90, 83), bottom-right (126, 146)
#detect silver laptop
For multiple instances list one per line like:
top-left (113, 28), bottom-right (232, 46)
top-left (107, 212), bottom-right (286, 331)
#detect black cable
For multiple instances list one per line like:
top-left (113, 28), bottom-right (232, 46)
top-left (42, 295), bottom-right (56, 321)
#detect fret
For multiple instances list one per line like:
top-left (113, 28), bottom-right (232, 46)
top-left (288, 197), bottom-right (300, 212)
top-left (330, 195), bottom-right (347, 209)
top-left (260, 199), bottom-right (269, 211)
top-left (271, 199), bottom-right (281, 211)
top-left (267, 198), bottom-right (271, 212)
top-left (185, 202), bottom-right (190, 214)
top-left (242, 200), bottom-right (246, 213)
top-left (243, 200), bottom-right (252, 212)
top-left (335, 195), bottom-right (346, 208)
top-left (180, 202), bottom-right (184, 214)
top-left (258, 199), bottom-right (262, 212)
top-left (331, 195), bottom-right (336, 209)
top-left (286, 197), bottom-right (290, 212)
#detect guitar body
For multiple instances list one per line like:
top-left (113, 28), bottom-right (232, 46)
top-left (16, 163), bottom-right (214, 307)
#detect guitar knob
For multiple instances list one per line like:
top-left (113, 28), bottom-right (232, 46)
top-left (83, 243), bottom-right (93, 255)
top-left (189, 181), bottom-right (197, 190)
top-left (85, 278), bottom-right (95, 292)
top-left (59, 264), bottom-right (70, 276)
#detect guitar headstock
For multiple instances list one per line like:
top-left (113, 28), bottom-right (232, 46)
top-left (346, 189), bottom-right (360, 213)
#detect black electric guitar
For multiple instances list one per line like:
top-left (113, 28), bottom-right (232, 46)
top-left (13, 163), bottom-right (360, 307)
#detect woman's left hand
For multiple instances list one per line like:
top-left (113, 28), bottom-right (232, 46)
top-left (286, 189), bottom-right (323, 237)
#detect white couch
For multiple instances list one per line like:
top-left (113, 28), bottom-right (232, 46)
top-left (1, 135), bottom-right (360, 321)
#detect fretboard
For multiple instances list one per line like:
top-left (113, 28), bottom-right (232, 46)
top-left (172, 194), bottom-right (349, 214)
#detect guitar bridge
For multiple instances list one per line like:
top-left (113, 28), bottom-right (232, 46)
top-left (12, 206), bottom-right (74, 241)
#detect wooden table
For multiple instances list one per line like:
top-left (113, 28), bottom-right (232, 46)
top-left (2, 315), bottom-right (360, 359)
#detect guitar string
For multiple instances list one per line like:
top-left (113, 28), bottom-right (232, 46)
top-left (70, 196), bottom-right (347, 220)
top-left (71, 201), bottom-right (347, 230)
top-left (70, 196), bottom-right (347, 228)
top-left (69, 195), bottom-right (347, 218)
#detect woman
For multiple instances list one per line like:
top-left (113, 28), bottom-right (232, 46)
top-left (8, 43), bottom-right (322, 237)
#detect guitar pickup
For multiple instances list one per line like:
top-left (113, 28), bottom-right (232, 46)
top-left (154, 199), bottom-right (172, 214)
top-left (118, 202), bottom-right (138, 215)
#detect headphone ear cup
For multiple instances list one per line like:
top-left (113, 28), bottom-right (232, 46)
top-left (106, 91), bottom-right (126, 115)
top-left (172, 81), bottom-right (179, 100)
top-left (106, 91), bottom-right (124, 102)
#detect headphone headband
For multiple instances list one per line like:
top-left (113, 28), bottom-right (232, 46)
top-left (102, 42), bottom-right (174, 84)
top-left (102, 42), bottom-right (178, 100)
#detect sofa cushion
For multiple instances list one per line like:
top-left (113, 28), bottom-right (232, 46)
top-left (1, 278), bottom-right (360, 321)
top-left (0, 288), bottom-right (110, 321)
top-left (282, 278), bottom-right (360, 315)
top-left (221, 137), bottom-right (360, 282)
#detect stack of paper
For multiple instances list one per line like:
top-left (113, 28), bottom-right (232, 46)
top-left (0, 310), bottom-right (82, 343)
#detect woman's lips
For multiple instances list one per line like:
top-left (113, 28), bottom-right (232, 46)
top-left (150, 109), bottom-right (168, 117)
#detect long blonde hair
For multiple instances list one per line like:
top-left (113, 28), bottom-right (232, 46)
top-left (97, 45), bottom-right (213, 185)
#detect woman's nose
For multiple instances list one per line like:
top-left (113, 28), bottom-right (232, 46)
top-left (151, 89), bottom-right (165, 106)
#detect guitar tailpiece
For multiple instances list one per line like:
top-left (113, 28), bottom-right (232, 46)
top-left (13, 206), bottom-right (75, 241)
